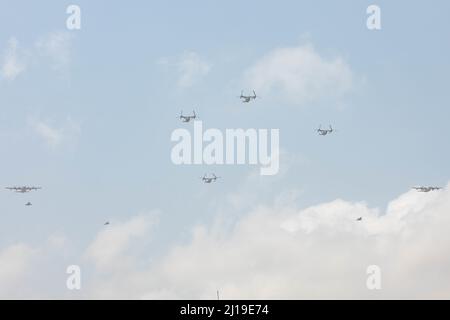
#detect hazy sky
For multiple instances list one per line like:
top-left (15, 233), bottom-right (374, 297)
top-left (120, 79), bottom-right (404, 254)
top-left (1, 0), bottom-right (450, 299)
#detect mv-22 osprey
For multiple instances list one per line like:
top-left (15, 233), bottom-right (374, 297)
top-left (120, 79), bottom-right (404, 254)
top-left (201, 174), bottom-right (220, 184)
top-left (317, 125), bottom-right (335, 136)
top-left (179, 110), bottom-right (197, 123)
top-left (239, 90), bottom-right (258, 103)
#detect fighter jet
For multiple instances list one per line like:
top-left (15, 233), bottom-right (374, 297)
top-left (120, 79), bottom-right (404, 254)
top-left (104, 221), bottom-right (110, 226)
top-left (356, 217), bottom-right (363, 221)
top-left (239, 90), bottom-right (258, 103)
top-left (25, 202), bottom-right (32, 207)
top-left (317, 125), bottom-right (334, 136)
top-left (179, 110), bottom-right (197, 123)
top-left (5, 186), bottom-right (42, 193)
top-left (412, 186), bottom-right (442, 192)
top-left (201, 173), bottom-right (220, 184)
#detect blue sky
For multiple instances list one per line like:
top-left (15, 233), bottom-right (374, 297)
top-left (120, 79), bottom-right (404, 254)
top-left (1, 1), bottom-right (450, 298)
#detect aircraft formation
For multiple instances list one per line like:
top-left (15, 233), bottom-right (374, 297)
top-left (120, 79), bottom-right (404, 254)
top-left (4, 186), bottom-right (41, 207)
top-left (3, 91), bottom-right (444, 224)
top-left (176, 89), bottom-right (444, 223)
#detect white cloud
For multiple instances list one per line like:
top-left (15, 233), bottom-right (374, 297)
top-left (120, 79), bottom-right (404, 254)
top-left (158, 51), bottom-right (211, 88)
top-left (0, 235), bottom-right (70, 299)
top-left (2, 184), bottom-right (450, 299)
top-left (243, 43), bottom-right (354, 106)
top-left (30, 117), bottom-right (81, 149)
top-left (85, 213), bottom-right (158, 272)
top-left (76, 183), bottom-right (450, 299)
top-left (177, 52), bottom-right (211, 87)
top-left (82, 213), bottom-right (159, 299)
top-left (35, 31), bottom-right (72, 72)
top-left (47, 234), bottom-right (68, 250)
top-left (0, 244), bottom-right (36, 297)
top-left (1, 37), bottom-right (27, 80)
top-left (33, 122), bottom-right (63, 147)
top-left (135, 185), bottom-right (450, 299)
top-left (1, 31), bottom-right (72, 80)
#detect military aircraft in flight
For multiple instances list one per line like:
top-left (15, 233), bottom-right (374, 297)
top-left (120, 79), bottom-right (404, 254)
top-left (5, 186), bottom-right (42, 193)
top-left (180, 110), bottom-right (197, 123)
top-left (412, 186), bottom-right (442, 192)
top-left (239, 90), bottom-right (258, 103)
top-left (25, 202), bottom-right (32, 207)
top-left (317, 125), bottom-right (334, 136)
top-left (201, 174), bottom-right (220, 184)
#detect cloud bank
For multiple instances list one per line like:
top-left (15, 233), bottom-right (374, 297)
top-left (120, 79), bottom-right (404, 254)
top-left (1, 183), bottom-right (450, 299)
top-left (243, 44), bottom-right (354, 106)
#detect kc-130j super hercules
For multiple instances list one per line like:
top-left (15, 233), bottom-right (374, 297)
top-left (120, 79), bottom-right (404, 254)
top-left (412, 186), bottom-right (442, 192)
top-left (5, 186), bottom-right (42, 193)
